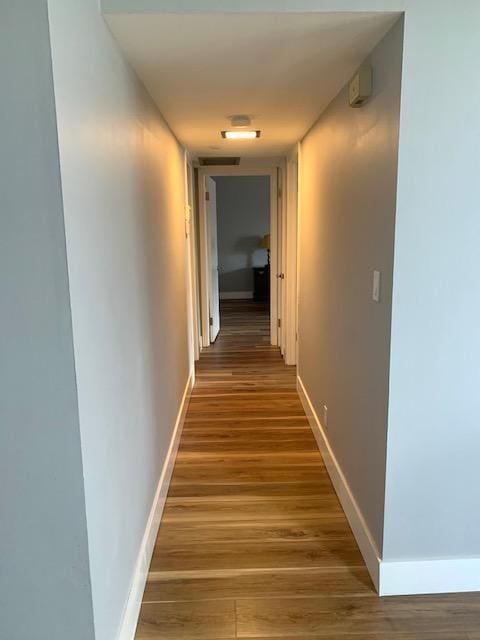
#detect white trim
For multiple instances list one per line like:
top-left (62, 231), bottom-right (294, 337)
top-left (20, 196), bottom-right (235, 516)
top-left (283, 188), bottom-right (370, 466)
top-left (219, 291), bottom-right (253, 300)
top-left (196, 165), bottom-right (279, 348)
top-left (295, 143), bottom-right (302, 368)
top-left (184, 156), bottom-right (201, 362)
top-left (284, 150), bottom-right (299, 365)
top-left (379, 557), bottom-right (480, 597)
top-left (205, 176), bottom-right (220, 343)
top-left (297, 374), bottom-right (381, 591)
top-left (269, 169), bottom-right (279, 345)
top-left (117, 371), bottom-right (193, 640)
top-left (277, 166), bottom-right (285, 356)
top-left (198, 175), bottom-right (211, 348)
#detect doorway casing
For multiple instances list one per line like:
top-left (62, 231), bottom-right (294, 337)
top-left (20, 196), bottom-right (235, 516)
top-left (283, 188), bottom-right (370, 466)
top-left (196, 164), bottom-right (283, 349)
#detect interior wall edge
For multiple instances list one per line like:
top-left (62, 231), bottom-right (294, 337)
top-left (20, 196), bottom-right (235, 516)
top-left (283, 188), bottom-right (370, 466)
top-left (0, 3), bottom-right (96, 638)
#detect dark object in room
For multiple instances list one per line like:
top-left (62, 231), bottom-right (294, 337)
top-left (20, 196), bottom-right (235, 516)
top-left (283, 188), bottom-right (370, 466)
top-left (253, 265), bottom-right (270, 302)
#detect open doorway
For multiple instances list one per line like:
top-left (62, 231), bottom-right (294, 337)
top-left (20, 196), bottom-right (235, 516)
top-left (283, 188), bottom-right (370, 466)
top-left (197, 165), bottom-right (282, 350)
top-left (209, 174), bottom-right (271, 343)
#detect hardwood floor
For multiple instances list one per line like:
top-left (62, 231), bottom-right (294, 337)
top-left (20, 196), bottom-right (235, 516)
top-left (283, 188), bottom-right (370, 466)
top-left (135, 300), bottom-right (480, 639)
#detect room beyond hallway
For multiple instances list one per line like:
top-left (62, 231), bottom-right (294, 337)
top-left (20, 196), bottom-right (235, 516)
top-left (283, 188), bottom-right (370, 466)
top-left (134, 302), bottom-right (480, 639)
top-left (214, 176), bottom-right (271, 305)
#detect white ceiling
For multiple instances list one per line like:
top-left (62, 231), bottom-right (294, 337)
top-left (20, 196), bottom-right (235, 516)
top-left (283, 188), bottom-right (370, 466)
top-left (106, 12), bottom-right (400, 158)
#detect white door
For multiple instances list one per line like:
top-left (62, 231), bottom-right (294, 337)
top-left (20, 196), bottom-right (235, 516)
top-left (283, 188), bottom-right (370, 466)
top-left (279, 167), bottom-right (287, 356)
top-left (206, 177), bottom-right (220, 342)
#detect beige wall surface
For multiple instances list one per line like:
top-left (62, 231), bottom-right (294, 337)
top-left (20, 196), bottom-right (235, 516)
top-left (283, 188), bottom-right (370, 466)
top-left (298, 19), bottom-right (403, 553)
top-left (48, 1), bottom-right (190, 638)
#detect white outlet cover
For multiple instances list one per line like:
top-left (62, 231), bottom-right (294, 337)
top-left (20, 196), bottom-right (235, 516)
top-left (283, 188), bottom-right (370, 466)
top-left (372, 270), bottom-right (381, 302)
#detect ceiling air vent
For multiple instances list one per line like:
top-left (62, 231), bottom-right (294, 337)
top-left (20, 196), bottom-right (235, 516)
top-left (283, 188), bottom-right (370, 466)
top-left (198, 157), bottom-right (241, 166)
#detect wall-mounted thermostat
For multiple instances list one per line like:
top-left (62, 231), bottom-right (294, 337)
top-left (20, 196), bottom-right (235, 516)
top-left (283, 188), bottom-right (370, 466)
top-left (349, 65), bottom-right (373, 107)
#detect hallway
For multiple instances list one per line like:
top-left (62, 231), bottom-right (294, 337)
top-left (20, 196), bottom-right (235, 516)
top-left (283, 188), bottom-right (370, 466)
top-left (6, 3), bottom-right (480, 638)
top-left (135, 301), bottom-right (480, 639)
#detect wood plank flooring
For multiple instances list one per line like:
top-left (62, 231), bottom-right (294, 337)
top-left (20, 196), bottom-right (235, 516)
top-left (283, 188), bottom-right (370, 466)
top-left (135, 300), bottom-right (480, 639)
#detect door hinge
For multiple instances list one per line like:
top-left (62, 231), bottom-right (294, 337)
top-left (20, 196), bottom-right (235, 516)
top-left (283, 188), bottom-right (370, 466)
top-left (209, 316), bottom-right (213, 326)
top-left (205, 191), bottom-right (210, 201)
top-left (277, 318), bottom-right (281, 328)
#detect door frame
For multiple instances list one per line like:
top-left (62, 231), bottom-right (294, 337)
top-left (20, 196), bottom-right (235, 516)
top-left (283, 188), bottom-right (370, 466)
top-left (284, 145), bottom-right (300, 366)
top-left (205, 176), bottom-right (220, 343)
top-left (184, 154), bottom-right (201, 367)
top-left (278, 165), bottom-right (286, 358)
top-left (197, 165), bottom-right (279, 348)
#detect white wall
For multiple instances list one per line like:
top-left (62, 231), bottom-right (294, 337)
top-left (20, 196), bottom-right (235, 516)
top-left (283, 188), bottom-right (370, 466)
top-left (215, 176), bottom-right (270, 294)
top-left (0, 4), bottom-right (94, 639)
top-left (298, 19), bottom-right (403, 553)
top-left (383, 4), bottom-right (480, 561)
top-left (47, 1), bottom-right (191, 638)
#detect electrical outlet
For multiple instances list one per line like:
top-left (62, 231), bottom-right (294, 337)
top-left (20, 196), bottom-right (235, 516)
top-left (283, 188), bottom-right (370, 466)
top-left (372, 270), bottom-right (381, 302)
top-left (323, 404), bottom-right (328, 429)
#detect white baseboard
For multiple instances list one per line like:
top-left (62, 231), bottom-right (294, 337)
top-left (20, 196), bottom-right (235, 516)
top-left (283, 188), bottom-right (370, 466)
top-left (298, 374), bottom-right (480, 597)
top-left (379, 557), bottom-right (480, 596)
top-left (219, 291), bottom-right (253, 300)
top-left (117, 371), bottom-right (193, 640)
top-left (297, 375), bottom-right (381, 591)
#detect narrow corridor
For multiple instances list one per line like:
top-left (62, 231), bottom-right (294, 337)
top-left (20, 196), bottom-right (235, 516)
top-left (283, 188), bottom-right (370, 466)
top-left (135, 301), bottom-right (480, 639)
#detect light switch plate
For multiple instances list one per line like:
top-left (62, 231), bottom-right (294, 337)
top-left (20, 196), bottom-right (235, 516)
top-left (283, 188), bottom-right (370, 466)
top-left (372, 270), bottom-right (381, 302)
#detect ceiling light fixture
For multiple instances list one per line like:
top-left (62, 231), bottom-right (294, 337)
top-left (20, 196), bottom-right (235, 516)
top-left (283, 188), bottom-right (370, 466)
top-left (221, 130), bottom-right (261, 140)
